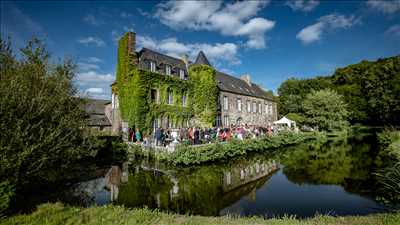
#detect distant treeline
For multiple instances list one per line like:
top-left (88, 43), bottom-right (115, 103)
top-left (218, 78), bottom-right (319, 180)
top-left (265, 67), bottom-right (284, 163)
top-left (278, 55), bottom-right (400, 125)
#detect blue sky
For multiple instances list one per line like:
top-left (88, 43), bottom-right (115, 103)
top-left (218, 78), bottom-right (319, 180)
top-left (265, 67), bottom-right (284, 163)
top-left (1, 0), bottom-right (399, 99)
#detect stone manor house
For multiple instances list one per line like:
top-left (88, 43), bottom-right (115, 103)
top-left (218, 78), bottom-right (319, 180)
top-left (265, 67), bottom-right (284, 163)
top-left (110, 32), bottom-right (277, 133)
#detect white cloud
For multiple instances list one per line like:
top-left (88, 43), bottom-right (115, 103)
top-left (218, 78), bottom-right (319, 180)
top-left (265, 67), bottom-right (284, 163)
top-left (87, 57), bottom-right (103, 63)
top-left (385, 24), bottom-right (400, 37)
top-left (137, 35), bottom-right (240, 65)
top-left (77, 62), bottom-right (100, 71)
top-left (286, 0), bottom-right (320, 12)
top-left (77, 71), bottom-right (114, 85)
top-left (86, 87), bottom-right (104, 94)
top-left (296, 13), bottom-right (360, 44)
top-left (367, 0), bottom-right (400, 14)
top-left (77, 37), bottom-right (105, 47)
top-left (83, 14), bottom-right (104, 26)
top-left (154, 1), bottom-right (275, 49)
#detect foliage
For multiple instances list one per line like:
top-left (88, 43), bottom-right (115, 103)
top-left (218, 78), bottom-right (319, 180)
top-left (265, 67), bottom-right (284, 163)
top-left (286, 113), bottom-right (305, 125)
top-left (116, 33), bottom-right (192, 133)
top-left (332, 56), bottom-right (400, 125)
top-left (376, 163), bottom-right (400, 205)
top-left (162, 132), bottom-right (322, 165)
top-left (302, 89), bottom-right (349, 131)
top-left (278, 56), bottom-right (400, 125)
top-left (277, 76), bottom-right (332, 116)
top-left (189, 65), bottom-right (218, 127)
top-left (0, 39), bottom-right (101, 191)
top-left (376, 129), bottom-right (400, 167)
top-left (3, 202), bottom-right (400, 225)
top-left (0, 181), bottom-right (14, 216)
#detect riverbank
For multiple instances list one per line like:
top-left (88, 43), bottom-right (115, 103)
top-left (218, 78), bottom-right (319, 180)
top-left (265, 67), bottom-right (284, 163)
top-left (2, 203), bottom-right (399, 225)
top-left (131, 131), bottom-right (327, 165)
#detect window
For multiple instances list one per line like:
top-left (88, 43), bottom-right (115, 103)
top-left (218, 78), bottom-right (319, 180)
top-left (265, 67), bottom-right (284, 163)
top-left (224, 115), bottom-right (229, 127)
top-left (179, 69), bottom-right (185, 79)
top-left (165, 65), bottom-right (171, 75)
top-left (150, 89), bottom-right (159, 103)
top-left (168, 91), bottom-right (173, 104)
top-left (150, 61), bottom-right (156, 72)
top-left (223, 96), bottom-right (228, 110)
top-left (247, 100), bottom-right (251, 113)
top-left (265, 104), bottom-right (268, 115)
top-left (182, 94), bottom-right (187, 107)
top-left (258, 102), bottom-right (262, 114)
top-left (216, 115), bottom-right (222, 127)
top-left (269, 104), bottom-right (272, 115)
top-left (237, 98), bottom-right (241, 112)
top-left (253, 102), bottom-right (256, 113)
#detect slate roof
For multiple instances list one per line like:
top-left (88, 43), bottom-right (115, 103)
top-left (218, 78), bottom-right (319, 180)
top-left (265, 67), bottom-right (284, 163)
top-left (83, 99), bottom-right (111, 126)
top-left (137, 48), bottom-right (187, 74)
top-left (194, 51), bottom-right (211, 66)
top-left (215, 71), bottom-right (272, 100)
top-left (192, 52), bottom-right (272, 100)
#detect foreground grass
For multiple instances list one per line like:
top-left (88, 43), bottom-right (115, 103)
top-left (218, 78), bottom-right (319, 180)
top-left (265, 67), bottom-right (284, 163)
top-left (2, 203), bottom-right (400, 225)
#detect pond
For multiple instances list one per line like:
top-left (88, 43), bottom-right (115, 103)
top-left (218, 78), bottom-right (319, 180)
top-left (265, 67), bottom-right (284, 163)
top-left (21, 130), bottom-right (390, 218)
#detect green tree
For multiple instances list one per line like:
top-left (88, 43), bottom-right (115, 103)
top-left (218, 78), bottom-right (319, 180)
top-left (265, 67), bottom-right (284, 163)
top-left (0, 39), bottom-right (99, 191)
top-left (302, 89), bottom-right (349, 131)
top-left (277, 76), bottom-right (331, 115)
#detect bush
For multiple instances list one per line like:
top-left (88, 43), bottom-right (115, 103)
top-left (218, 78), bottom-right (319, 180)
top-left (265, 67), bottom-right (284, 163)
top-left (376, 162), bottom-right (400, 205)
top-left (0, 181), bottom-right (14, 216)
top-left (162, 132), bottom-right (322, 165)
top-left (0, 39), bottom-right (99, 190)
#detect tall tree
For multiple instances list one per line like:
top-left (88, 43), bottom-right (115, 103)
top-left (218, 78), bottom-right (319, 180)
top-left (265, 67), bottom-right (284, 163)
top-left (0, 39), bottom-right (98, 189)
top-left (302, 89), bottom-right (349, 131)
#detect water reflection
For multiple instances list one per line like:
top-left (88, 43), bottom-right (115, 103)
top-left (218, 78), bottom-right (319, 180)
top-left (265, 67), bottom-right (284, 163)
top-left (68, 131), bottom-right (388, 217)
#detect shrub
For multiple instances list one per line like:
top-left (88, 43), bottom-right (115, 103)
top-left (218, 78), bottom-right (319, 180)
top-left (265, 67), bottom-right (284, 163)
top-left (0, 39), bottom-right (99, 190)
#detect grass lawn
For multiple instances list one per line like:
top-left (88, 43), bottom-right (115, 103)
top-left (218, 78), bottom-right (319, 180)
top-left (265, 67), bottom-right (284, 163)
top-left (2, 203), bottom-right (400, 225)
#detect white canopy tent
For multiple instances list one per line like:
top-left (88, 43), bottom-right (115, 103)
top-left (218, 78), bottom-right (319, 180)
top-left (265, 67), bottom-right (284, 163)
top-left (273, 116), bottom-right (296, 128)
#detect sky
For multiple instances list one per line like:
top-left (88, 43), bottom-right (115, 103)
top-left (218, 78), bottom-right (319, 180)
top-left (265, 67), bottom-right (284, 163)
top-left (1, 0), bottom-right (399, 100)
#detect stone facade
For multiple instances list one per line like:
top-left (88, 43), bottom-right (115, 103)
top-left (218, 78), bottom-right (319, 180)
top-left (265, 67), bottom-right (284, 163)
top-left (217, 91), bottom-right (277, 127)
top-left (111, 32), bottom-right (278, 132)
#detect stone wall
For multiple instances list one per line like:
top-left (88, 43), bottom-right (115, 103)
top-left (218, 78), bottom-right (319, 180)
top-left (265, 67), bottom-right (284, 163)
top-left (218, 91), bottom-right (277, 127)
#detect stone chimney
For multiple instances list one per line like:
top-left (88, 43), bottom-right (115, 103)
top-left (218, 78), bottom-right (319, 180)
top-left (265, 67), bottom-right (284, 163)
top-left (240, 74), bottom-right (252, 86)
top-left (127, 32), bottom-right (136, 55)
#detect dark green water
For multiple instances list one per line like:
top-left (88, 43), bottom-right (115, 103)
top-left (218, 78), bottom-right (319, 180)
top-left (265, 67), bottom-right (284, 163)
top-left (20, 130), bottom-right (391, 218)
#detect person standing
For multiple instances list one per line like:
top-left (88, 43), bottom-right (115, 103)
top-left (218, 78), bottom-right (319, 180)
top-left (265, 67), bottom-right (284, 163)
top-left (135, 128), bottom-right (142, 143)
top-left (194, 127), bottom-right (200, 145)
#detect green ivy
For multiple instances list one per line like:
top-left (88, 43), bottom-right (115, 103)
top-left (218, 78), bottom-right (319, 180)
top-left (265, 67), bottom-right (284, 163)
top-left (115, 33), bottom-right (193, 134)
top-left (189, 65), bottom-right (218, 127)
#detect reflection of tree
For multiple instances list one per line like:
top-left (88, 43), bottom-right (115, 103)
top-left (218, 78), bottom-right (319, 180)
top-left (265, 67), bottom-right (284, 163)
top-left (281, 133), bottom-right (382, 200)
top-left (282, 141), bottom-right (353, 185)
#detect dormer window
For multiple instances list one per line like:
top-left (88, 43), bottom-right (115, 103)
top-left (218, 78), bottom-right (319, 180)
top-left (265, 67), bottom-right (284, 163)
top-left (150, 61), bottom-right (156, 73)
top-left (179, 69), bottom-right (185, 79)
top-left (165, 65), bottom-right (171, 75)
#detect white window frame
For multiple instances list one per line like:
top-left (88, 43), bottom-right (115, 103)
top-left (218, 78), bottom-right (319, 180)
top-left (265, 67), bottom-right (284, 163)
top-left (182, 94), bottom-right (187, 107)
top-left (265, 103), bottom-right (268, 115)
top-left (179, 69), bottom-right (185, 79)
top-left (223, 96), bottom-right (228, 111)
top-left (252, 102), bottom-right (256, 113)
top-left (165, 65), bottom-right (171, 75)
top-left (237, 98), bottom-right (241, 112)
top-left (224, 115), bottom-right (229, 127)
top-left (168, 91), bottom-right (173, 105)
top-left (150, 61), bottom-right (156, 72)
top-left (247, 100), bottom-right (251, 113)
top-left (258, 102), bottom-right (262, 114)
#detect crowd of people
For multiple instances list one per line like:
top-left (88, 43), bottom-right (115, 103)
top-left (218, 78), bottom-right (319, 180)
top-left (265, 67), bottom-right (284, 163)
top-left (129, 124), bottom-right (280, 147)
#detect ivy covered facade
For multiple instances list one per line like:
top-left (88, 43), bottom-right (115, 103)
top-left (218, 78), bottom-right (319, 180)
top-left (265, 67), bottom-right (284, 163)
top-left (111, 32), bottom-right (277, 134)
